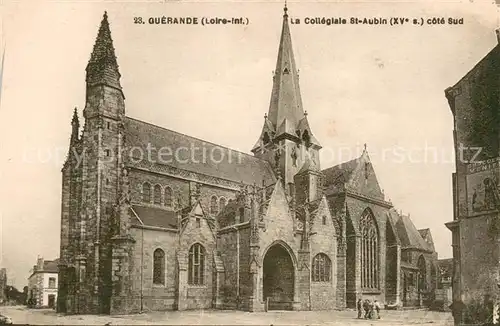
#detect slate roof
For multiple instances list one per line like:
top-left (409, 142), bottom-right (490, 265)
top-left (395, 214), bottom-right (432, 252)
top-left (131, 205), bottom-right (178, 229)
top-left (418, 228), bottom-right (435, 251)
top-left (29, 259), bottom-right (59, 278)
top-left (418, 228), bottom-right (430, 239)
top-left (43, 259), bottom-right (59, 273)
top-left (322, 158), bottom-right (359, 187)
top-left (124, 117), bottom-right (276, 185)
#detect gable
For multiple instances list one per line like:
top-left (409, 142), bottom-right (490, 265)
top-left (347, 153), bottom-right (384, 199)
top-left (310, 196), bottom-right (337, 236)
top-left (179, 202), bottom-right (216, 244)
top-left (263, 181), bottom-right (295, 236)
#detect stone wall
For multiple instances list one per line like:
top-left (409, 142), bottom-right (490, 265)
top-left (309, 198), bottom-right (338, 310)
top-left (128, 227), bottom-right (178, 312)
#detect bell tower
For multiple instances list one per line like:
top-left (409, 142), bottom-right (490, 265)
top-left (252, 5), bottom-right (321, 192)
top-left (78, 11), bottom-right (125, 314)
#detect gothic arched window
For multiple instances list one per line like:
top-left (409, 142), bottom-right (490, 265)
top-left (188, 243), bottom-right (205, 285)
top-left (210, 196), bottom-right (218, 215)
top-left (312, 253), bottom-right (331, 282)
top-left (164, 187), bottom-right (173, 208)
top-left (153, 184), bottom-right (162, 205)
top-left (219, 197), bottom-right (226, 213)
top-left (417, 255), bottom-right (426, 291)
top-left (142, 182), bottom-right (151, 203)
top-left (153, 248), bottom-right (165, 285)
top-left (360, 208), bottom-right (379, 289)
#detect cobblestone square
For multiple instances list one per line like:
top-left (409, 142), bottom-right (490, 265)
top-left (1, 306), bottom-right (453, 325)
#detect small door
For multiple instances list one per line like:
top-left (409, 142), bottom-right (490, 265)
top-left (48, 295), bottom-right (55, 308)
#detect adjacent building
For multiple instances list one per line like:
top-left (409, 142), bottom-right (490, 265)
top-left (58, 8), bottom-right (438, 315)
top-left (28, 257), bottom-right (59, 308)
top-left (445, 29), bottom-right (500, 325)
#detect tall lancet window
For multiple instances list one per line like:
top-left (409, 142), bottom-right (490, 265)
top-left (153, 185), bottom-right (162, 205)
top-left (188, 243), bottom-right (205, 285)
top-left (360, 208), bottom-right (379, 290)
top-left (153, 249), bottom-right (165, 285)
top-left (142, 182), bottom-right (151, 203)
top-left (219, 197), bottom-right (226, 213)
top-left (210, 196), bottom-right (218, 215)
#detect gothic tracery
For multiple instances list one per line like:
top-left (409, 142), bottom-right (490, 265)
top-left (360, 209), bottom-right (379, 290)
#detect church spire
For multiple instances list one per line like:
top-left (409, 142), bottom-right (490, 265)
top-left (86, 11), bottom-right (122, 90)
top-left (267, 5), bottom-right (304, 134)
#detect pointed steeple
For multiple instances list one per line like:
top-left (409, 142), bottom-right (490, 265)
top-left (267, 5), bottom-right (304, 134)
top-left (71, 107), bottom-right (80, 144)
top-left (86, 11), bottom-right (122, 90)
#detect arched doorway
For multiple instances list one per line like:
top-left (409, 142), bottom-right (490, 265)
top-left (263, 244), bottom-right (295, 310)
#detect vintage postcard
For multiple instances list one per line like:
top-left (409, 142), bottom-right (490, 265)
top-left (0, 0), bottom-right (498, 325)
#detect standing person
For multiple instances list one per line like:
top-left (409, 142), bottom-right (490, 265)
top-left (369, 300), bottom-right (375, 319)
top-left (357, 298), bottom-right (362, 319)
top-left (374, 300), bottom-right (381, 319)
top-left (363, 299), bottom-right (370, 319)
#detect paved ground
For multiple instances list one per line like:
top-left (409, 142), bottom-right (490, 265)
top-left (0, 306), bottom-right (454, 325)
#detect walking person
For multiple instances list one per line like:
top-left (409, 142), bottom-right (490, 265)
top-left (357, 298), bottom-right (362, 319)
top-left (374, 300), bottom-right (381, 319)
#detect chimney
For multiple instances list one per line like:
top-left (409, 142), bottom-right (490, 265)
top-left (496, 29), bottom-right (500, 44)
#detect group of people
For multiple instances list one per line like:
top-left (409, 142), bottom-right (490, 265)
top-left (357, 298), bottom-right (381, 319)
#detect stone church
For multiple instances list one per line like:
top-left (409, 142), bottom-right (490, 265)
top-left (57, 7), bottom-right (438, 314)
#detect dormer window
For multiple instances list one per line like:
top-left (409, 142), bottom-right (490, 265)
top-left (283, 67), bottom-right (290, 74)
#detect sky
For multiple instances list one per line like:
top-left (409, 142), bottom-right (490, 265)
top-left (0, 0), bottom-right (499, 289)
